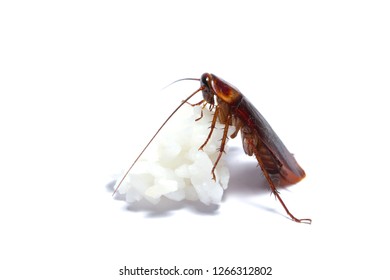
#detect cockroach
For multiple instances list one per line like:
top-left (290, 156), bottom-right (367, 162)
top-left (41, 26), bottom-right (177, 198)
top-left (114, 73), bottom-right (311, 224)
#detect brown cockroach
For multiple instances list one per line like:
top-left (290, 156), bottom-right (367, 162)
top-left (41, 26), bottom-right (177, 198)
top-left (114, 73), bottom-right (311, 224)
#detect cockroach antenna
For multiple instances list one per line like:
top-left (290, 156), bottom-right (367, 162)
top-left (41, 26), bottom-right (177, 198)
top-left (162, 77), bottom-right (200, 90)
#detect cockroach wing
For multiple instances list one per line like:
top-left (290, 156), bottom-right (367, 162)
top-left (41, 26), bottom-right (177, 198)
top-left (236, 97), bottom-right (306, 186)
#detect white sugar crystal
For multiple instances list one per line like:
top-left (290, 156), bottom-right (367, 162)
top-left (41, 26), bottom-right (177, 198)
top-left (115, 105), bottom-right (231, 205)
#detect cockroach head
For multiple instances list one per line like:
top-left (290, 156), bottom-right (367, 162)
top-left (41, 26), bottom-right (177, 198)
top-left (201, 73), bottom-right (242, 105)
top-left (200, 73), bottom-right (215, 105)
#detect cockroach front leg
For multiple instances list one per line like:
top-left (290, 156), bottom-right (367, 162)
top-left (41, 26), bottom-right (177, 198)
top-left (184, 99), bottom-right (205, 107)
top-left (250, 140), bottom-right (312, 224)
top-left (185, 100), bottom-right (209, 121)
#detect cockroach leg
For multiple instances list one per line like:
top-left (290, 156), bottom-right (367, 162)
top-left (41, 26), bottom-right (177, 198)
top-left (184, 100), bottom-right (207, 121)
top-left (198, 105), bottom-right (231, 180)
top-left (250, 140), bottom-right (312, 224)
top-left (210, 114), bottom-right (232, 181)
top-left (230, 117), bottom-right (243, 139)
top-left (194, 102), bottom-right (210, 121)
top-left (198, 106), bottom-right (220, 151)
top-left (195, 109), bottom-right (204, 121)
top-left (185, 99), bottom-right (205, 107)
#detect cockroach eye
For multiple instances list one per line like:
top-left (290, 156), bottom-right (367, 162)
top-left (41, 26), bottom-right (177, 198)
top-left (200, 73), bottom-right (210, 88)
top-left (200, 73), bottom-right (214, 105)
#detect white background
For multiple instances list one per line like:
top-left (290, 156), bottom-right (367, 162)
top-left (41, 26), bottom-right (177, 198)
top-left (1, 1), bottom-right (389, 279)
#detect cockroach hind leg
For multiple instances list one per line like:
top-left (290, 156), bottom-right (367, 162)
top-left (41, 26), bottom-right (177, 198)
top-left (269, 174), bottom-right (281, 189)
top-left (292, 217), bottom-right (312, 224)
top-left (275, 192), bottom-right (312, 224)
top-left (252, 145), bottom-right (311, 224)
top-left (273, 187), bottom-right (312, 224)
